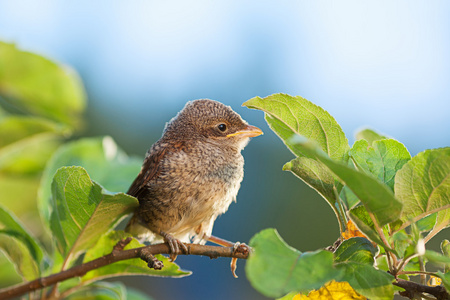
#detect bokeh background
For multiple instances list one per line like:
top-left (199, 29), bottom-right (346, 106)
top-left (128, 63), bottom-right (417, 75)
top-left (1, 1), bottom-right (449, 299)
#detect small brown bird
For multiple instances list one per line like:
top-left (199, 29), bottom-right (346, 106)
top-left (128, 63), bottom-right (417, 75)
top-left (126, 99), bottom-right (262, 260)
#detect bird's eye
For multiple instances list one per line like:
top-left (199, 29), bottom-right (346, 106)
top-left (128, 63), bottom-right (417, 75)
top-left (217, 123), bottom-right (227, 132)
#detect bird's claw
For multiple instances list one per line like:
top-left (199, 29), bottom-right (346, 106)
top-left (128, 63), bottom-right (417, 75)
top-left (233, 242), bottom-right (251, 256)
top-left (161, 231), bottom-right (188, 261)
top-left (230, 242), bottom-right (251, 278)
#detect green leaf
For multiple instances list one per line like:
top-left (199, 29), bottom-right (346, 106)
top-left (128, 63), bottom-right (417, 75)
top-left (39, 136), bottom-right (142, 227)
top-left (283, 156), bottom-right (341, 217)
top-left (287, 139), bottom-right (402, 226)
top-left (348, 206), bottom-right (387, 249)
top-left (355, 128), bottom-right (387, 145)
top-left (0, 233), bottom-right (40, 281)
top-left (125, 287), bottom-right (153, 300)
top-left (0, 115), bottom-right (69, 148)
top-left (349, 139), bottom-right (411, 191)
top-left (335, 263), bottom-right (394, 300)
top-left (334, 237), bottom-right (377, 265)
top-left (0, 135), bottom-right (61, 175)
top-left (244, 93), bottom-right (349, 161)
top-left (66, 282), bottom-right (152, 300)
top-left (390, 231), bottom-right (413, 258)
top-left (443, 240), bottom-right (450, 273)
top-left (0, 173), bottom-right (41, 216)
top-left (0, 252), bottom-right (23, 287)
top-left (395, 147), bottom-right (450, 232)
top-left (0, 203), bottom-right (45, 263)
top-left (276, 292), bottom-right (298, 300)
top-left (246, 228), bottom-right (341, 298)
top-left (0, 42), bottom-right (86, 127)
top-left (0, 115), bottom-right (68, 174)
top-left (50, 166), bottom-right (139, 266)
top-left (65, 281), bottom-right (126, 300)
top-left (416, 213), bottom-right (437, 232)
top-left (340, 186), bottom-right (360, 209)
top-left (82, 231), bottom-right (190, 281)
top-left (425, 250), bottom-right (450, 267)
top-left (436, 271), bottom-right (450, 292)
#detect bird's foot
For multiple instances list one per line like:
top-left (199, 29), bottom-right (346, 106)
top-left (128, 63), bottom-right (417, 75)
top-left (206, 235), bottom-right (251, 254)
top-left (205, 235), bottom-right (252, 278)
top-left (140, 248), bottom-right (164, 270)
top-left (232, 242), bottom-right (251, 256)
top-left (160, 231), bottom-right (188, 262)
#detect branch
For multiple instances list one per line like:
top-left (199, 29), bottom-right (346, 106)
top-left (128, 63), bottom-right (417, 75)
top-left (393, 279), bottom-right (449, 300)
top-left (0, 240), bottom-right (249, 300)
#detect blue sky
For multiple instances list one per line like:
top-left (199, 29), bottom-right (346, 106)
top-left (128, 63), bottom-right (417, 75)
top-left (1, 1), bottom-right (449, 155)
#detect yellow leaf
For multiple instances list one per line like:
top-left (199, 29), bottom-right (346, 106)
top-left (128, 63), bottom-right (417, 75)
top-left (293, 281), bottom-right (367, 300)
top-left (427, 276), bottom-right (442, 287)
top-left (342, 220), bottom-right (367, 240)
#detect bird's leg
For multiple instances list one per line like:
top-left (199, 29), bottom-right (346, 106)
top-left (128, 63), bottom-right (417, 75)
top-left (160, 231), bottom-right (189, 262)
top-left (206, 235), bottom-right (250, 255)
top-left (204, 234), bottom-right (251, 278)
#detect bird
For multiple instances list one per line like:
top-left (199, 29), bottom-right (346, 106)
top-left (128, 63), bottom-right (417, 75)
top-left (126, 99), bottom-right (262, 261)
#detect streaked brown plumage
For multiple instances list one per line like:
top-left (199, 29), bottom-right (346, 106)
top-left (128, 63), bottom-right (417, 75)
top-left (126, 99), bottom-right (262, 258)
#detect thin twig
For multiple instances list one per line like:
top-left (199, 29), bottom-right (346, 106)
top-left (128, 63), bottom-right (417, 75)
top-left (393, 205), bottom-right (450, 233)
top-left (0, 242), bottom-right (249, 300)
top-left (366, 210), bottom-right (395, 271)
top-left (424, 221), bottom-right (449, 244)
top-left (396, 253), bottom-right (420, 276)
top-left (397, 271), bottom-right (437, 277)
top-left (333, 185), bottom-right (347, 234)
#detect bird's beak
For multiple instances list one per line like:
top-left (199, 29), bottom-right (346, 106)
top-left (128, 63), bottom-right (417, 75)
top-left (227, 125), bottom-right (263, 138)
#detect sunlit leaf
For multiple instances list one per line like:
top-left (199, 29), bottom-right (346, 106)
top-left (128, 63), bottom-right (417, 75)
top-left (283, 156), bottom-right (342, 222)
top-left (349, 139), bottom-right (411, 191)
top-left (416, 213), bottom-right (437, 232)
top-left (334, 237), bottom-right (377, 265)
top-left (244, 93), bottom-right (349, 161)
top-left (0, 41), bottom-right (86, 127)
top-left (287, 139), bottom-right (401, 226)
top-left (0, 253), bottom-right (22, 288)
top-left (0, 233), bottom-right (39, 281)
top-left (82, 231), bottom-right (190, 281)
top-left (246, 228), bottom-right (341, 298)
top-left (0, 203), bottom-right (45, 263)
top-left (0, 116), bottom-right (68, 148)
top-left (0, 173), bottom-right (40, 216)
top-left (50, 166), bottom-right (139, 266)
top-left (355, 128), bottom-right (387, 145)
top-left (395, 148), bottom-right (450, 233)
top-left (0, 116), bottom-right (68, 174)
top-left (39, 137), bottom-right (142, 227)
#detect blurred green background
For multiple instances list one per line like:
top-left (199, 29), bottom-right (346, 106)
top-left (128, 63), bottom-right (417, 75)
top-left (1, 1), bottom-right (449, 299)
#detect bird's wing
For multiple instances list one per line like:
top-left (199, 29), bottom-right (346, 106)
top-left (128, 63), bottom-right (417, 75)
top-left (126, 141), bottom-right (186, 198)
top-left (126, 145), bottom-right (168, 197)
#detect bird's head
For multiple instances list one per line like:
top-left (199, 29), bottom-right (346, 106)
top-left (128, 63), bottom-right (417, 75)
top-left (164, 99), bottom-right (263, 150)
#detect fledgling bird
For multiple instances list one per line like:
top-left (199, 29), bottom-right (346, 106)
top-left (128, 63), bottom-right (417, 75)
top-left (126, 99), bottom-right (262, 260)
